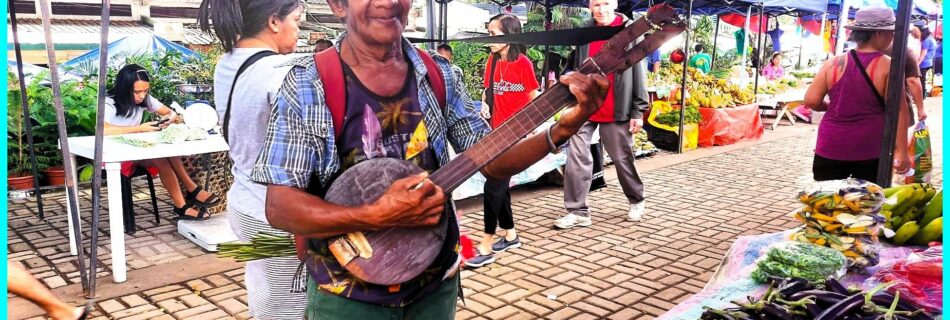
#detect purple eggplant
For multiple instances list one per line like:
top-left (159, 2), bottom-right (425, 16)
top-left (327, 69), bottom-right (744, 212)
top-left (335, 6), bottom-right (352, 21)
top-left (788, 290), bottom-right (847, 305)
top-left (761, 303), bottom-right (792, 319)
top-left (825, 278), bottom-right (849, 295)
top-left (869, 293), bottom-right (926, 314)
top-left (805, 303), bottom-right (824, 317)
top-left (815, 293), bottom-right (865, 320)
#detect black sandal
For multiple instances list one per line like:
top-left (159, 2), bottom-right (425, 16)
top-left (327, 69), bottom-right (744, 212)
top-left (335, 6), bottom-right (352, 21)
top-left (186, 186), bottom-right (220, 208)
top-left (174, 203), bottom-right (209, 221)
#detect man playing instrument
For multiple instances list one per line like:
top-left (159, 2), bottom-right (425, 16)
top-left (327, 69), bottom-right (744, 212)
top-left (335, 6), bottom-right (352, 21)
top-left (249, 0), bottom-right (609, 317)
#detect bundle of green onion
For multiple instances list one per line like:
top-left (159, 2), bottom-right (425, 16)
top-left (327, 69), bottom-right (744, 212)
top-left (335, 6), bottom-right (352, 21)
top-left (217, 233), bottom-right (296, 262)
top-left (112, 136), bottom-right (155, 148)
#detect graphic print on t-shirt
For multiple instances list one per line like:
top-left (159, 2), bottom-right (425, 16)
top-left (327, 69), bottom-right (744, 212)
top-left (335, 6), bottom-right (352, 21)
top-left (493, 79), bottom-right (527, 96)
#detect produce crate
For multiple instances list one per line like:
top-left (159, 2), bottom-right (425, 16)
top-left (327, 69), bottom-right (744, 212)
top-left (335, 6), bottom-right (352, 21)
top-left (644, 122), bottom-right (679, 151)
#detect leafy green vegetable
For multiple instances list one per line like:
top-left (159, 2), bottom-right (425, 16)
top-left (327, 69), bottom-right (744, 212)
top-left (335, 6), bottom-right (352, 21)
top-left (655, 106), bottom-right (701, 126)
top-left (751, 241), bottom-right (846, 283)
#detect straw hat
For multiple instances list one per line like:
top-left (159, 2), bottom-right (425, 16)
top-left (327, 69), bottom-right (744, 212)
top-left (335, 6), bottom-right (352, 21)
top-left (845, 7), bottom-right (896, 31)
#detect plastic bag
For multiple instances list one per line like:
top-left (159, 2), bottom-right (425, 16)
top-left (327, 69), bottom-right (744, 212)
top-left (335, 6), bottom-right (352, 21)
top-left (904, 121), bottom-right (932, 184)
top-left (868, 245), bottom-right (942, 313)
top-left (646, 101), bottom-right (699, 151)
top-left (790, 179), bottom-right (886, 269)
top-left (750, 241), bottom-right (847, 283)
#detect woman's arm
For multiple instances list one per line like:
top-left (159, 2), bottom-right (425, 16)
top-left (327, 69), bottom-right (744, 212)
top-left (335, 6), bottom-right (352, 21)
top-left (804, 60), bottom-right (832, 111)
top-left (104, 122), bottom-right (160, 135)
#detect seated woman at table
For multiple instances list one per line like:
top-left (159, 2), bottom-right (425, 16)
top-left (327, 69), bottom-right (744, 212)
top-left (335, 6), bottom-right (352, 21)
top-left (761, 52), bottom-right (784, 81)
top-left (103, 64), bottom-right (219, 220)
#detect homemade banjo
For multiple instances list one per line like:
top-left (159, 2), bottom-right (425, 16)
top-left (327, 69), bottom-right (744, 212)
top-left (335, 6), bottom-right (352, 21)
top-left (307, 4), bottom-right (687, 286)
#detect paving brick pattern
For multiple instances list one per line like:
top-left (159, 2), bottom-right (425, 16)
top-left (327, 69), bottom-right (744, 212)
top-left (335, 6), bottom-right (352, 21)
top-left (9, 112), bottom-right (944, 320)
top-left (8, 185), bottom-right (205, 288)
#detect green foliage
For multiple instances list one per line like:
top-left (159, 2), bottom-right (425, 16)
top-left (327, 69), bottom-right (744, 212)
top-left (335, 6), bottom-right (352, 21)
top-left (523, 5), bottom-right (589, 75)
top-left (449, 41), bottom-right (490, 100)
top-left (9, 49), bottom-right (221, 177)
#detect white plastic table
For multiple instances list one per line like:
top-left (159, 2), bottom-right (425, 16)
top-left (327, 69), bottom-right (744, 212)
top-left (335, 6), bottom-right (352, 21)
top-left (64, 132), bottom-right (229, 283)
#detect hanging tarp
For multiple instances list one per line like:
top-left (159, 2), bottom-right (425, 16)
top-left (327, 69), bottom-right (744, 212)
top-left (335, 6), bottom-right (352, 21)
top-left (62, 34), bottom-right (199, 70)
top-left (803, 0), bottom-right (941, 21)
top-left (7, 60), bottom-right (82, 83)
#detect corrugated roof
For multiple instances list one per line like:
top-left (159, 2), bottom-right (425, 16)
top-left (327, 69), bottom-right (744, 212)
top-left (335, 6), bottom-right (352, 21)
top-left (7, 18), bottom-right (215, 46)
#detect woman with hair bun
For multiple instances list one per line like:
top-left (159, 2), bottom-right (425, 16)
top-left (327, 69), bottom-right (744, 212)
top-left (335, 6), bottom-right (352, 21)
top-left (198, 0), bottom-right (305, 318)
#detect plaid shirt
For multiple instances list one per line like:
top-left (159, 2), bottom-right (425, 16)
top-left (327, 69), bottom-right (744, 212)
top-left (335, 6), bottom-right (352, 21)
top-left (250, 36), bottom-right (488, 306)
top-left (252, 37), bottom-right (488, 189)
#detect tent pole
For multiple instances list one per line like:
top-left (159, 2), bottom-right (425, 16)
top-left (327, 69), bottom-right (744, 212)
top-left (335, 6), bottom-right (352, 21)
top-left (678, 0), bottom-right (693, 154)
top-left (541, 2), bottom-right (552, 89)
top-left (753, 5), bottom-right (765, 96)
top-left (797, 17), bottom-right (804, 69)
top-left (712, 15), bottom-right (720, 70)
top-left (8, 0), bottom-right (45, 220)
top-left (834, 0), bottom-right (850, 54)
top-left (877, 0), bottom-right (913, 187)
top-left (818, 12), bottom-right (827, 58)
top-left (740, 5), bottom-right (752, 69)
top-left (37, 0), bottom-right (90, 291)
top-left (86, 0), bottom-right (111, 298)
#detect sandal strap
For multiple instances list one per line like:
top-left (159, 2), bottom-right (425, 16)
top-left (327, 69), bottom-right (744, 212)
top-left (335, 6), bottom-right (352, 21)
top-left (185, 186), bottom-right (205, 201)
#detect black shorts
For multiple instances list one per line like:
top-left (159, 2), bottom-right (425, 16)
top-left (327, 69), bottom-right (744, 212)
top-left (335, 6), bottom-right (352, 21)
top-left (813, 154), bottom-right (880, 182)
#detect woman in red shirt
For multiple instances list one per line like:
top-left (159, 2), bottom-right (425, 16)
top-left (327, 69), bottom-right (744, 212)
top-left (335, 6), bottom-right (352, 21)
top-left (466, 13), bottom-right (539, 268)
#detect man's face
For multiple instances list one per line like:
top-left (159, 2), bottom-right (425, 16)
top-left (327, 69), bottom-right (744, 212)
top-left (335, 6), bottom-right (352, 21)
top-left (334, 0), bottom-right (413, 46)
top-left (589, 0), bottom-right (617, 26)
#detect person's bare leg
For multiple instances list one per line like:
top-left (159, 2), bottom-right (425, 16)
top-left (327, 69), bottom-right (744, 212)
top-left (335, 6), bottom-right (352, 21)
top-left (143, 159), bottom-right (200, 217)
top-left (477, 233), bottom-right (494, 255)
top-left (167, 157), bottom-right (213, 202)
top-left (8, 262), bottom-right (84, 320)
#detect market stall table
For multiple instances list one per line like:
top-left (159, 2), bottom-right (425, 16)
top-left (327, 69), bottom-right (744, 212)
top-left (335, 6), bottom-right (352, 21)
top-left (63, 132), bottom-right (229, 283)
top-left (758, 88), bottom-right (807, 130)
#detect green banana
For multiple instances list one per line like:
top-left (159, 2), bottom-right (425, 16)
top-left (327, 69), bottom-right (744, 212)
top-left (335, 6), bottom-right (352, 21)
top-left (883, 188), bottom-right (915, 212)
top-left (892, 221), bottom-right (920, 245)
top-left (910, 217), bottom-right (942, 246)
top-left (919, 190), bottom-right (943, 227)
top-left (884, 185), bottom-right (911, 197)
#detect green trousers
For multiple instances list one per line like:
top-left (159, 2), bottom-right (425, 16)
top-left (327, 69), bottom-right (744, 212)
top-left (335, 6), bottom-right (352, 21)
top-left (305, 275), bottom-right (459, 320)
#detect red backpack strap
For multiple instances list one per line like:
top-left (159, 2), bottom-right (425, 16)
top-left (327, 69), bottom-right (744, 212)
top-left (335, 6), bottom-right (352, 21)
top-left (314, 48), bottom-right (346, 138)
top-left (416, 48), bottom-right (447, 110)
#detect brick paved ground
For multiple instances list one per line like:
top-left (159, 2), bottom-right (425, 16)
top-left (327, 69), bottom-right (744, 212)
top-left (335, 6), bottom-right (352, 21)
top-left (9, 99), bottom-right (943, 320)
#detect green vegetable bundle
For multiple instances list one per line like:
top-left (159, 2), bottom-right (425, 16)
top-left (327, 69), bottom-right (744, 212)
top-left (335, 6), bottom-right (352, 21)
top-left (751, 241), bottom-right (846, 283)
top-left (654, 106), bottom-right (701, 126)
top-left (217, 233), bottom-right (296, 262)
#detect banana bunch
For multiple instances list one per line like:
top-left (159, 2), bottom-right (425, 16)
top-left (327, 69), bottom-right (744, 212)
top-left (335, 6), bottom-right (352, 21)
top-left (654, 65), bottom-right (756, 107)
top-left (881, 183), bottom-right (942, 246)
top-left (790, 181), bottom-right (886, 268)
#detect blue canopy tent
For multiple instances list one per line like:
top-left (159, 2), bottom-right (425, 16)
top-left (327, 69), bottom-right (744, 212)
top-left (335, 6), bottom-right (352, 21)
top-left (8, 60), bottom-right (82, 84)
top-left (62, 34), bottom-right (199, 74)
top-left (803, 0), bottom-right (941, 20)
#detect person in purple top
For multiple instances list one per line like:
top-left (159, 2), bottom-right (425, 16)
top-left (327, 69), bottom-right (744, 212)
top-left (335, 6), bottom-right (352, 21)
top-left (804, 7), bottom-right (911, 183)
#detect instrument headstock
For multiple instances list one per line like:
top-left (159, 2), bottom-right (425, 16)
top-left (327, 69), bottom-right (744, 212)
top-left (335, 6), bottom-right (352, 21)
top-left (587, 4), bottom-right (685, 75)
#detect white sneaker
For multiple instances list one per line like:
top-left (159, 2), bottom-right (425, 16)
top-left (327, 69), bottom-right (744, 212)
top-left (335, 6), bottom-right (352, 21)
top-left (627, 201), bottom-right (645, 221)
top-left (554, 213), bottom-right (592, 229)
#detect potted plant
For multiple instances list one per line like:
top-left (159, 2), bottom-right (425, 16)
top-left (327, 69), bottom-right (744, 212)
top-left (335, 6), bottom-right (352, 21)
top-left (27, 73), bottom-right (99, 185)
top-left (7, 71), bottom-right (42, 189)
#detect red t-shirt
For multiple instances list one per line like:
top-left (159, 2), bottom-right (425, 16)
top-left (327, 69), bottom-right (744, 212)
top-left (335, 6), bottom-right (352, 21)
top-left (484, 54), bottom-right (539, 129)
top-left (588, 15), bottom-right (623, 123)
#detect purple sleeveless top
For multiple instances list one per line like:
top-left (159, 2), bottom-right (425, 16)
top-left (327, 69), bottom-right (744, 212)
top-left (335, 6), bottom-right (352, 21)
top-left (816, 51), bottom-right (885, 161)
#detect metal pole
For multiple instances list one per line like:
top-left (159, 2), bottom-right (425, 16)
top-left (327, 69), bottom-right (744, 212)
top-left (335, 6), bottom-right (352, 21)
top-left (37, 0), bottom-right (89, 290)
top-left (797, 19), bottom-right (804, 69)
top-left (9, 0), bottom-right (45, 220)
top-left (740, 5), bottom-right (752, 68)
top-left (753, 5), bottom-right (765, 95)
top-left (877, 0), bottom-right (914, 187)
top-left (86, 0), bottom-right (111, 298)
top-left (834, 0), bottom-right (850, 54)
top-left (426, 0), bottom-right (436, 49)
top-left (711, 15), bottom-right (720, 70)
top-left (541, 2), bottom-right (552, 89)
top-left (678, 0), bottom-right (693, 154)
top-left (819, 13), bottom-right (827, 57)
